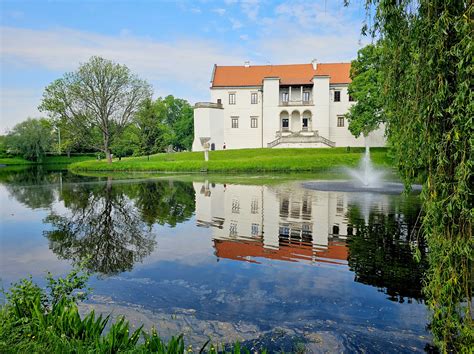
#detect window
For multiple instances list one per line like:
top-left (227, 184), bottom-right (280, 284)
top-left (291, 201), bottom-right (300, 218)
top-left (251, 198), bottom-right (259, 214)
top-left (337, 116), bottom-right (345, 127)
top-left (302, 197), bottom-right (311, 215)
top-left (229, 222), bottom-right (238, 236)
top-left (282, 92), bottom-right (289, 102)
top-left (229, 93), bottom-right (236, 105)
top-left (251, 92), bottom-right (258, 104)
top-left (251, 223), bottom-right (259, 236)
top-left (280, 197), bottom-right (289, 216)
top-left (303, 91), bottom-right (310, 102)
top-left (347, 226), bottom-right (353, 236)
top-left (231, 117), bottom-right (239, 128)
top-left (349, 94), bottom-right (355, 102)
top-left (279, 225), bottom-right (290, 236)
top-left (336, 195), bottom-right (344, 214)
top-left (334, 90), bottom-right (341, 102)
top-left (232, 199), bottom-right (240, 214)
top-left (251, 116), bottom-right (258, 128)
top-left (282, 118), bottom-right (289, 129)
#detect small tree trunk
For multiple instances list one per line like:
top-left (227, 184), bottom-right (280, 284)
top-left (103, 131), bottom-right (112, 164)
top-left (106, 150), bottom-right (112, 163)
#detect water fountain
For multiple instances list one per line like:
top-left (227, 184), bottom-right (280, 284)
top-left (303, 138), bottom-right (421, 194)
top-left (346, 143), bottom-right (385, 188)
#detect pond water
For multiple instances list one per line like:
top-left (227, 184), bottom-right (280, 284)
top-left (0, 167), bottom-right (432, 352)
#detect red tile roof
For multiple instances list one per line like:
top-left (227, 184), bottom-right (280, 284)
top-left (214, 239), bottom-right (348, 265)
top-left (211, 63), bottom-right (351, 87)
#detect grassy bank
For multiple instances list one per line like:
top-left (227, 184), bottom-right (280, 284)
top-left (0, 154), bottom-right (96, 166)
top-left (71, 147), bottom-right (392, 173)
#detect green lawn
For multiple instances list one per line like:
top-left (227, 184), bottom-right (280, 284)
top-left (0, 154), bottom-right (96, 166)
top-left (70, 147), bottom-right (393, 173)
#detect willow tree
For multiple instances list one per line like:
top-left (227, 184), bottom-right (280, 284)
top-left (39, 56), bottom-right (152, 163)
top-left (347, 0), bottom-right (473, 351)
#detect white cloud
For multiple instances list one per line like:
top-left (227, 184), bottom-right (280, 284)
top-left (0, 0), bottom-right (366, 131)
top-left (240, 0), bottom-right (260, 21)
top-left (259, 32), bottom-right (364, 64)
top-left (229, 18), bottom-right (243, 29)
top-left (274, 1), bottom-right (352, 33)
top-left (254, 0), bottom-right (366, 64)
top-left (1, 26), bottom-right (245, 81)
top-left (0, 26), bottom-right (248, 130)
top-left (0, 89), bottom-right (43, 133)
top-left (212, 8), bottom-right (226, 16)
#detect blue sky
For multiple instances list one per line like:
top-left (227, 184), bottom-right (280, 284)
top-left (0, 0), bottom-right (370, 132)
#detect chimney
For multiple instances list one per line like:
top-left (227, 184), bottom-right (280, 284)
top-left (244, 61), bottom-right (250, 68)
top-left (311, 59), bottom-right (318, 70)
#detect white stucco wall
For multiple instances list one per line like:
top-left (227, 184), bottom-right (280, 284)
top-left (192, 106), bottom-right (225, 152)
top-left (262, 78), bottom-right (281, 147)
top-left (328, 85), bottom-right (385, 147)
top-left (192, 70), bottom-right (386, 151)
top-left (313, 76), bottom-right (331, 139)
top-left (210, 87), bottom-right (263, 149)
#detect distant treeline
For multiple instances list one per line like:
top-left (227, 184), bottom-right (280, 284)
top-left (1, 95), bottom-right (193, 162)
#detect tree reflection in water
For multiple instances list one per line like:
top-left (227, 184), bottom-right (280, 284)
top-left (127, 179), bottom-right (195, 227)
top-left (346, 202), bottom-right (428, 302)
top-left (41, 176), bottom-right (196, 275)
top-left (44, 178), bottom-right (156, 275)
top-left (1, 166), bottom-right (58, 209)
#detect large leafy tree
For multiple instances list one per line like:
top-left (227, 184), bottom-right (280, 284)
top-left (156, 95), bottom-right (194, 151)
top-left (130, 95), bottom-right (194, 156)
top-left (346, 0), bottom-right (473, 350)
top-left (5, 118), bottom-right (53, 162)
top-left (131, 98), bottom-right (171, 158)
top-left (346, 44), bottom-right (384, 137)
top-left (39, 56), bottom-right (152, 163)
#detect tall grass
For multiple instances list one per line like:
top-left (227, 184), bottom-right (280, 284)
top-left (0, 265), bottom-right (265, 353)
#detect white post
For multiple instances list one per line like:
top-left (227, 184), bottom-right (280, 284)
top-left (200, 138), bottom-right (211, 161)
top-left (300, 86), bottom-right (303, 102)
top-left (289, 86), bottom-right (292, 102)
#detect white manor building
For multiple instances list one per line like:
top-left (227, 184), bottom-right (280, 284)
top-left (192, 60), bottom-right (385, 151)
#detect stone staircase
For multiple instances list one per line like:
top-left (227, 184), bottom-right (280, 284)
top-left (268, 132), bottom-right (335, 148)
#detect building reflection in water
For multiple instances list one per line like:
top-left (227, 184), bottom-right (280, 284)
top-left (195, 181), bottom-right (390, 266)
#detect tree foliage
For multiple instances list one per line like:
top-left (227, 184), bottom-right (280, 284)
top-left (5, 118), bottom-right (53, 162)
top-left (126, 95), bottom-right (194, 157)
top-left (131, 98), bottom-right (171, 157)
top-left (350, 0), bottom-right (473, 351)
top-left (157, 95), bottom-right (194, 151)
top-left (39, 56), bottom-right (152, 163)
top-left (346, 44), bottom-right (385, 138)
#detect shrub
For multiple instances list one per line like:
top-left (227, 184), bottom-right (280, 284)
top-left (0, 265), bottom-right (265, 353)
